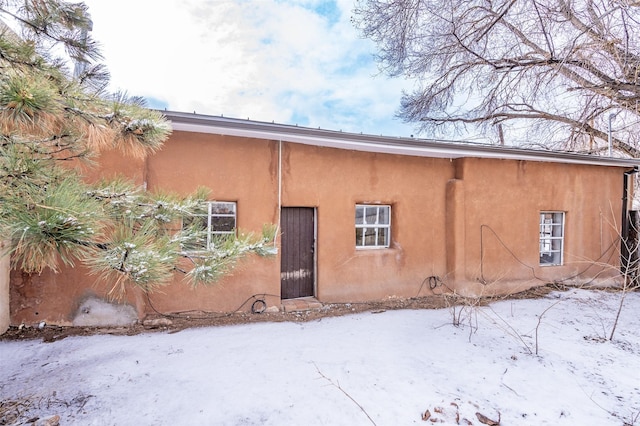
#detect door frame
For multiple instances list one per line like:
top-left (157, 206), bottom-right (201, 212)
top-left (280, 206), bottom-right (317, 299)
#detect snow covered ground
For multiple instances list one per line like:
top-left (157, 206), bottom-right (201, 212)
top-left (1, 288), bottom-right (639, 425)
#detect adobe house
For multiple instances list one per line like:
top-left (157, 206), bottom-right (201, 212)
top-left (7, 111), bottom-right (639, 326)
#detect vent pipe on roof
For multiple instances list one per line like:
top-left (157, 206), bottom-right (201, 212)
top-left (608, 113), bottom-right (617, 157)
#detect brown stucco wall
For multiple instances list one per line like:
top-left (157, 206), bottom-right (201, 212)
top-left (142, 133), bottom-right (281, 313)
top-left (9, 264), bottom-right (148, 326)
top-left (9, 134), bottom-right (282, 325)
top-left (280, 142), bottom-right (453, 302)
top-left (8, 130), bottom-right (629, 325)
top-left (452, 158), bottom-right (624, 295)
top-left (9, 148), bottom-right (149, 326)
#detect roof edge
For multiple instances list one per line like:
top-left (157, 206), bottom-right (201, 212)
top-left (161, 110), bottom-right (640, 168)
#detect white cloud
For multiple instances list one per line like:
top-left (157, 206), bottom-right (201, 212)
top-left (83, 0), bottom-right (416, 136)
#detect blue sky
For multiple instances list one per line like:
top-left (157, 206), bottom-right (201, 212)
top-left (81, 0), bottom-right (417, 137)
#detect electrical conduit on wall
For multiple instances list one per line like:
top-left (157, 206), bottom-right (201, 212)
top-left (275, 139), bottom-right (282, 246)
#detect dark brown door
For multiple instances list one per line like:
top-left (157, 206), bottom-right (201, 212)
top-left (280, 207), bottom-right (315, 299)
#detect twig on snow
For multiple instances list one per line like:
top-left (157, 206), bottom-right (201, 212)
top-left (500, 368), bottom-right (521, 397)
top-left (314, 363), bottom-right (377, 426)
top-left (535, 299), bottom-right (563, 355)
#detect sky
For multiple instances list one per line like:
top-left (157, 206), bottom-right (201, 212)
top-left (2, 288), bottom-right (639, 425)
top-left (81, 0), bottom-right (418, 137)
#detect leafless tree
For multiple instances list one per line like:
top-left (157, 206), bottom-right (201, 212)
top-left (353, 0), bottom-right (640, 155)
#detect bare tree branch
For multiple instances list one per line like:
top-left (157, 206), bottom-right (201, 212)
top-left (354, 0), bottom-right (640, 155)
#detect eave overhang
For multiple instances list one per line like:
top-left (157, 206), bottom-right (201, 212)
top-left (163, 110), bottom-right (640, 168)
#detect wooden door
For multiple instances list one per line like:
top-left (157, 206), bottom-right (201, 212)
top-left (280, 207), bottom-right (315, 299)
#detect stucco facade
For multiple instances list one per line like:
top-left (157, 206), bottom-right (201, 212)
top-left (8, 112), bottom-right (639, 326)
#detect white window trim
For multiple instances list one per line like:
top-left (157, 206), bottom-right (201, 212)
top-left (355, 204), bottom-right (391, 249)
top-left (205, 201), bottom-right (236, 249)
top-left (539, 211), bottom-right (564, 266)
top-left (184, 201), bottom-right (236, 251)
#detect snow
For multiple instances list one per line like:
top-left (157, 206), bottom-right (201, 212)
top-left (2, 289), bottom-right (639, 425)
top-left (71, 296), bottom-right (137, 328)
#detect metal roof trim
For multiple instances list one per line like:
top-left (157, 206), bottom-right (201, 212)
top-left (163, 110), bottom-right (640, 168)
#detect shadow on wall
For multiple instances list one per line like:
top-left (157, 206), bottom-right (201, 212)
top-left (71, 294), bottom-right (137, 327)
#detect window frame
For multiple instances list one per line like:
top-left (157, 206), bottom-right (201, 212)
top-left (183, 201), bottom-right (237, 251)
top-left (539, 211), bottom-right (564, 266)
top-left (355, 204), bottom-right (391, 249)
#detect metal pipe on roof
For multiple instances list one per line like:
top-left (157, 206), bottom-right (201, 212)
top-left (608, 113), bottom-right (617, 157)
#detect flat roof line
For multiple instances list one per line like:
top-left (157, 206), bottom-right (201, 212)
top-left (163, 110), bottom-right (640, 168)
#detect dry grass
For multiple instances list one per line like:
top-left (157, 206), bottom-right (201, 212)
top-left (0, 396), bottom-right (34, 425)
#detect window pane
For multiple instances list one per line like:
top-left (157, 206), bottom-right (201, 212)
top-left (378, 206), bottom-right (390, 224)
top-left (364, 227), bottom-right (377, 245)
top-left (541, 251), bottom-right (562, 265)
top-left (377, 228), bottom-right (388, 246)
top-left (364, 207), bottom-right (378, 225)
top-left (355, 204), bottom-right (391, 248)
top-left (211, 216), bottom-right (235, 233)
top-left (211, 202), bottom-right (235, 215)
top-left (355, 206), bottom-right (364, 225)
top-left (210, 202), bottom-right (237, 235)
top-left (183, 201), bottom-right (236, 251)
top-left (540, 241), bottom-right (548, 253)
top-left (539, 211), bottom-right (564, 265)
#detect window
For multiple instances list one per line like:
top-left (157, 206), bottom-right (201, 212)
top-left (355, 204), bottom-right (391, 248)
top-left (539, 212), bottom-right (564, 265)
top-left (183, 201), bottom-right (236, 251)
